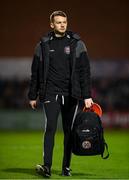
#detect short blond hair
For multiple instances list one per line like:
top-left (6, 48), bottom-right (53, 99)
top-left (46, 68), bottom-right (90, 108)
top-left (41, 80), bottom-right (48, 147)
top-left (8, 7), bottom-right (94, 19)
top-left (50, 11), bottom-right (67, 23)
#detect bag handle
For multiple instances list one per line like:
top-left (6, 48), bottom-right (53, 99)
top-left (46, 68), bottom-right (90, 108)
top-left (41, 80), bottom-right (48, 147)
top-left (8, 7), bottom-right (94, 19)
top-left (83, 103), bottom-right (102, 117)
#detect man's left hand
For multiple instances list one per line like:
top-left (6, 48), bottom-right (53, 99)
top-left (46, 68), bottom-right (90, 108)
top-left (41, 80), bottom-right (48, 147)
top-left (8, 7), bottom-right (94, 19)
top-left (84, 98), bottom-right (94, 108)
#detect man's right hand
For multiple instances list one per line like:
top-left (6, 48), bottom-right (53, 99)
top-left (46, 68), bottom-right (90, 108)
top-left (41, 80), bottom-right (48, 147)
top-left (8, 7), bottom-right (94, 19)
top-left (29, 100), bottom-right (37, 109)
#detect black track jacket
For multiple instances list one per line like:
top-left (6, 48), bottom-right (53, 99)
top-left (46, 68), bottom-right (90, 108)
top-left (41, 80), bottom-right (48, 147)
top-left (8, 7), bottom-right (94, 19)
top-left (28, 31), bottom-right (91, 102)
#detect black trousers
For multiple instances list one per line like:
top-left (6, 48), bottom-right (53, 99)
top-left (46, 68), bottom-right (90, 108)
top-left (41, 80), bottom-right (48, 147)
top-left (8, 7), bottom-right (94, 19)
top-left (43, 94), bottom-right (78, 169)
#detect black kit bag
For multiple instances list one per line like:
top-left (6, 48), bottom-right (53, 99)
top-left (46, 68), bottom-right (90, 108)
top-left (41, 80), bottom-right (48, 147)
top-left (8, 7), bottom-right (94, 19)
top-left (71, 111), bottom-right (109, 159)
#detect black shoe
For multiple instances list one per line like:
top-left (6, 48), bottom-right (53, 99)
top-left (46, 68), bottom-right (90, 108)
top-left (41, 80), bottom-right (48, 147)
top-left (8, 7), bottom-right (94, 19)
top-left (36, 164), bottom-right (51, 177)
top-left (62, 167), bottom-right (72, 176)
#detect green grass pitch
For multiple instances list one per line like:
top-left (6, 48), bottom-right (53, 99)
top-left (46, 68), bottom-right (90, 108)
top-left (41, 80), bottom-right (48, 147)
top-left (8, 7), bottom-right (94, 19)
top-left (0, 130), bottom-right (129, 179)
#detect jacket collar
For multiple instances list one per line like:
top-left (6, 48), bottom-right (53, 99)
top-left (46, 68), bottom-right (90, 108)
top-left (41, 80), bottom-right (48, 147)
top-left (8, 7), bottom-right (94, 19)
top-left (41, 31), bottom-right (80, 43)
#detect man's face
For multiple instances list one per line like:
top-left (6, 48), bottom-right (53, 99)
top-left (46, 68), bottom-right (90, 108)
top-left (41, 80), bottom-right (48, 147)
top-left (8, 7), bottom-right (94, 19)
top-left (50, 16), bottom-right (67, 34)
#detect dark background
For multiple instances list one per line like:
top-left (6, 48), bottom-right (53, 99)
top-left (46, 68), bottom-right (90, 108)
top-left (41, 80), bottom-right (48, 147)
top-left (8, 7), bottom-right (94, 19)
top-left (0, 0), bottom-right (128, 58)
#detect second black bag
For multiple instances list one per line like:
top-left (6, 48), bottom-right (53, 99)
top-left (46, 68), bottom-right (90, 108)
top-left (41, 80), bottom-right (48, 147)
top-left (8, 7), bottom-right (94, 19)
top-left (71, 111), bottom-right (109, 159)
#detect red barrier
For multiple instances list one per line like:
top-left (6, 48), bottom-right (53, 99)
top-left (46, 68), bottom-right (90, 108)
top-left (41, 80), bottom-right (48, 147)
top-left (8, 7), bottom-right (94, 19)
top-left (102, 112), bottom-right (129, 128)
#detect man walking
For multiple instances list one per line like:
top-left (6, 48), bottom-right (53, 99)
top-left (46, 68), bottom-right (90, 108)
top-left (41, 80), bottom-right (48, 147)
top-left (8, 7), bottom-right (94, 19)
top-left (28, 10), bottom-right (93, 177)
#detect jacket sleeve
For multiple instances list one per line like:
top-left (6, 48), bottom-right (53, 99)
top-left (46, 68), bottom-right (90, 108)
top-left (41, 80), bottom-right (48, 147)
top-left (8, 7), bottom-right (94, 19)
top-left (28, 42), bottom-right (41, 100)
top-left (76, 40), bottom-right (92, 99)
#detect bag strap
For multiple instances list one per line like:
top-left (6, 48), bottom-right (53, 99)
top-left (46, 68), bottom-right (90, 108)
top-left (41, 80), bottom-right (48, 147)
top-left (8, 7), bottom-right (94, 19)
top-left (71, 101), bottom-right (79, 130)
top-left (101, 142), bottom-right (109, 159)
